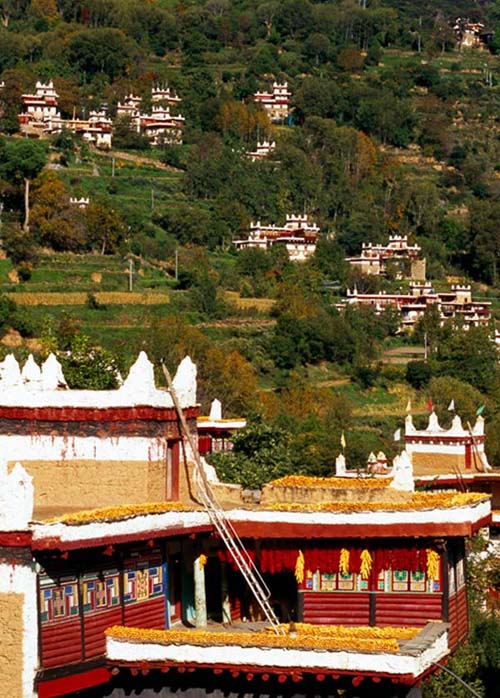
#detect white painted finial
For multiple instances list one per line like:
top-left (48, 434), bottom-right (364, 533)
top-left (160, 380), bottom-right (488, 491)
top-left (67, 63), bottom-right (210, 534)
top-left (427, 411), bottom-right (440, 432)
top-left (0, 354), bottom-right (22, 386)
top-left (335, 453), bottom-right (346, 476)
top-left (209, 399), bottom-right (222, 420)
top-left (0, 461), bottom-right (33, 530)
top-left (172, 356), bottom-right (197, 407)
top-left (22, 354), bottom-right (42, 383)
top-left (405, 413), bottom-right (415, 434)
top-left (390, 451), bottom-right (414, 492)
top-left (41, 354), bottom-right (67, 390)
top-left (121, 351), bottom-right (156, 397)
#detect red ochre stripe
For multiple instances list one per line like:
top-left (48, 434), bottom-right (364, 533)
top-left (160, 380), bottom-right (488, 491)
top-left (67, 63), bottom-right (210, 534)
top-left (0, 405), bottom-right (199, 422)
top-left (37, 667), bottom-right (111, 698)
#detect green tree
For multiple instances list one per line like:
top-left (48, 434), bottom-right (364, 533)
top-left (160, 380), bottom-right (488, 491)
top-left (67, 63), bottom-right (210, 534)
top-left (59, 334), bottom-right (121, 390)
top-left (0, 138), bottom-right (47, 231)
top-left (210, 419), bottom-right (295, 489)
top-left (68, 28), bottom-right (141, 81)
top-left (427, 375), bottom-right (488, 430)
top-left (406, 360), bottom-right (432, 389)
top-left (435, 326), bottom-right (500, 396)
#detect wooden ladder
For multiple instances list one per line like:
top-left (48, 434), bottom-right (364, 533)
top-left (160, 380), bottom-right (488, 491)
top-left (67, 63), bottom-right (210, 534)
top-left (162, 364), bottom-right (285, 636)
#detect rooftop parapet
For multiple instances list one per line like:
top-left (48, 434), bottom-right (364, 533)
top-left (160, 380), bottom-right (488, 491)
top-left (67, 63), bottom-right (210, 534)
top-left (0, 352), bottom-right (197, 409)
top-left (405, 412), bottom-right (485, 437)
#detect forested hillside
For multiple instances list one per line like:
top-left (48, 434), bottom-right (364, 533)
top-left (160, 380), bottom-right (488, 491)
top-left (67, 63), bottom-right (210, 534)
top-left (0, 0), bottom-right (500, 483)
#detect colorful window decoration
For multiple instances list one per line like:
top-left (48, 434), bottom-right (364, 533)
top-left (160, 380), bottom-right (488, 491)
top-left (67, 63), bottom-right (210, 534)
top-left (338, 572), bottom-right (355, 591)
top-left (392, 570), bottom-right (409, 592)
top-left (83, 570), bottom-right (120, 614)
top-left (123, 557), bottom-right (164, 605)
top-left (359, 576), bottom-right (369, 592)
top-left (40, 578), bottom-right (79, 624)
top-left (314, 571), bottom-right (358, 592)
top-left (320, 573), bottom-right (336, 591)
top-left (410, 570), bottom-right (426, 592)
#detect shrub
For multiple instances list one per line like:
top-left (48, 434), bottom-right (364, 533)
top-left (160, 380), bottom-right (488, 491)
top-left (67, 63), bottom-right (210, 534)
top-left (406, 360), bottom-right (432, 389)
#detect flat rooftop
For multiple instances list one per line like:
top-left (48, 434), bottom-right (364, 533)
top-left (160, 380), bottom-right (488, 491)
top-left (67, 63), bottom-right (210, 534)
top-left (105, 621), bottom-right (449, 683)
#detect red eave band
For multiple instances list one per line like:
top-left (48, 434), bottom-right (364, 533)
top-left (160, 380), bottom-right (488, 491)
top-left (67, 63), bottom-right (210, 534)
top-left (37, 667), bottom-right (111, 698)
top-left (0, 405), bottom-right (199, 423)
top-left (0, 531), bottom-right (33, 547)
top-left (108, 660), bottom-right (418, 686)
top-left (231, 516), bottom-right (491, 539)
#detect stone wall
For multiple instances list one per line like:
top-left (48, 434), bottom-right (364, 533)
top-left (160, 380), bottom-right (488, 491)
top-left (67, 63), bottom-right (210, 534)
top-left (24, 459), bottom-right (168, 518)
top-left (411, 452), bottom-right (465, 476)
top-left (260, 484), bottom-right (412, 506)
top-left (0, 593), bottom-right (25, 698)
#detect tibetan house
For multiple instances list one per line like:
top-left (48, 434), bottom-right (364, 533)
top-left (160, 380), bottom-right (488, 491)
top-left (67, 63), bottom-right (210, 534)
top-left (0, 353), bottom-right (490, 698)
top-left (197, 399), bottom-right (246, 456)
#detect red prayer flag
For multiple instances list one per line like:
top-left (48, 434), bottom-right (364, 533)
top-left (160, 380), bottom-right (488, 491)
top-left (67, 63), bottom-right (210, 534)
top-left (427, 397), bottom-right (433, 413)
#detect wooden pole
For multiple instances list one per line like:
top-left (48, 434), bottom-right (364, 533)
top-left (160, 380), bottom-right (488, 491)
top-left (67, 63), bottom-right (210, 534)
top-left (221, 561), bottom-right (231, 625)
top-left (466, 421), bottom-right (485, 472)
top-left (194, 554), bottom-right (207, 628)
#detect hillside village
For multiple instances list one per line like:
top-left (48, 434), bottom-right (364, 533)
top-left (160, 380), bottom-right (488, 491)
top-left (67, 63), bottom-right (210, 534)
top-left (1, 0), bottom-right (500, 697)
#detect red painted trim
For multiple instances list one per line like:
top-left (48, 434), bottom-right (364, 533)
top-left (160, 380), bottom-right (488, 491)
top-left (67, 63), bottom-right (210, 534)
top-left (110, 661), bottom-right (419, 686)
top-left (32, 512), bottom-right (491, 552)
top-left (0, 406), bottom-right (199, 423)
top-left (406, 435), bottom-right (483, 444)
top-left (37, 667), bottom-right (110, 698)
top-left (0, 531), bottom-right (32, 547)
top-left (32, 525), bottom-right (213, 551)
top-left (231, 518), bottom-right (490, 539)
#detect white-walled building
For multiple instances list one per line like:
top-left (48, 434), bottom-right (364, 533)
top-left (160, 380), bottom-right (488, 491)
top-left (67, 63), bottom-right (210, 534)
top-left (248, 139), bottom-right (276, 161)
top-left (337, 283), bottom-right (491, 332)
top-left (234, 214), bottom-right (320, 262)
top-left (254, 82), bottom-right (291, 122)
top-left (18, 81), bottom-right (112, 147)
top-left (346, 235), bottom-right (425, 280)
top-left (116, 87), bottom-right (185, 145)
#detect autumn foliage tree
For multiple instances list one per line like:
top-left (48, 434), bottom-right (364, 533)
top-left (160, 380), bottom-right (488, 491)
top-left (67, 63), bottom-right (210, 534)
top-left (84, 196), bottom-right (126, 254)
top-left (30, 171), bottom-right (86, 251)
top-left (215, 100), bottom-right (270, 142)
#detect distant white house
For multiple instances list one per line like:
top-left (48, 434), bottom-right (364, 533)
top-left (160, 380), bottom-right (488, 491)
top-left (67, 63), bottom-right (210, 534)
top-left (346, 235), bottom-right (426, 280)
top-left (254, 82), bottom-right (291, 122)
top-left (117, 86), bottom-right (185, 145)
top-left (248, 140), bottom-right (276, 161)
top-left (233, 214), bottom-right (319, 262)
top-left (18, 81), bottom-right (112, 148)
top-left (336, 283), bottom-right (491, 332)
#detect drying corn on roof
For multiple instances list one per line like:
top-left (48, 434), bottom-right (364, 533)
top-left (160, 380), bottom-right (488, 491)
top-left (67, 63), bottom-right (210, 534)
top-left (106, 623), bottom-right (420, 654)
top-left (264, 491), bottom-right (489, 513)
top-left (269, 475), bottom-right (391, 489)
top-left (45, 501), bottom-right (196, 525)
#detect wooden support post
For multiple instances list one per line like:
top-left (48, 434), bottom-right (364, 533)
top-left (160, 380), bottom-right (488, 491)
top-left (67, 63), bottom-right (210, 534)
top-left (221, 561), bottom-right (231, 625)
top-left (194, 554), bottom-right (207, 628)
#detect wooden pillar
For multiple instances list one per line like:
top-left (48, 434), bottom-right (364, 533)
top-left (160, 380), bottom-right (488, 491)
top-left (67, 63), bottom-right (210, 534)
top-left (194, 554), bottom-right (207, 628)
top-left (441, 546), bottom-right (450, 623)
top-left (221, 561), bottom-right (231, 625)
